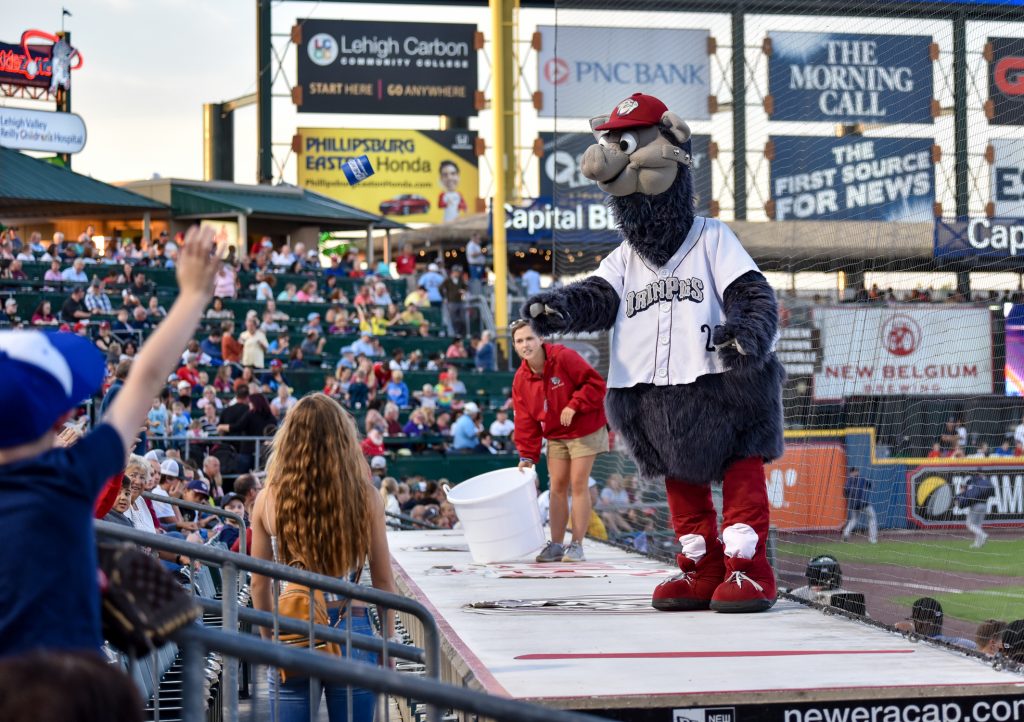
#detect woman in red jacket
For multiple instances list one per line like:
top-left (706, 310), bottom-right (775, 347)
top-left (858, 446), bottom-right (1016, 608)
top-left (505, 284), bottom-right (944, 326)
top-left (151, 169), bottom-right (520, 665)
top-left (511, 319), bottom-right (608, 563)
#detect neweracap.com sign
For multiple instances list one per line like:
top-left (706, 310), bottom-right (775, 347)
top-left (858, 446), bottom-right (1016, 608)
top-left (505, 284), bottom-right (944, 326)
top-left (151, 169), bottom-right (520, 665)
top-left (768, 31), bottom-right (934, 124)
top-left (934, 217), bottom-right (1024, 260)
top-left (537, 25), bottom-right (710, 120)
top-left (296, 19), bottom-right (478, 116)
top-left (770, 136), bottom-right (934, 222)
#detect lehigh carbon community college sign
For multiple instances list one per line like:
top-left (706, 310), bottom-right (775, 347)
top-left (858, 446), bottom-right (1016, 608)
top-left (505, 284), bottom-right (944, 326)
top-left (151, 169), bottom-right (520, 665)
top-left (296, 19), bottom-right (478, 116)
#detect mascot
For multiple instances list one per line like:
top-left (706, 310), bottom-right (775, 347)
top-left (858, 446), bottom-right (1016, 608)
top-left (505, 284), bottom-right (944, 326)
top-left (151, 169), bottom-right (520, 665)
top-left (524, 93), bottom-right (784, 613)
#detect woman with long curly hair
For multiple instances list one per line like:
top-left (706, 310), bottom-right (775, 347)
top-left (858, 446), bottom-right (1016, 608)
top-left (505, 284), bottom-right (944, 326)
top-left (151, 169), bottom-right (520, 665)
top-left (251, 393), bottom-right (396, 720)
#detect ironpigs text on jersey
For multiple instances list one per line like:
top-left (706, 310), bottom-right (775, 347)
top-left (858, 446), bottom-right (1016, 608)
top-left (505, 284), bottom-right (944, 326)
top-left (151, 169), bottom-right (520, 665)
top-left (624, 276), bottom-right (705, 318)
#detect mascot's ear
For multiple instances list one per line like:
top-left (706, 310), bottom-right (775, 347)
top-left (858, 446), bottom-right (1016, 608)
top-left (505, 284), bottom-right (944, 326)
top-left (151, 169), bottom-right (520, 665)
top-left (660, 112), bottom-right (691, 145)
top-left (589, 115), bottom-right (610, 141)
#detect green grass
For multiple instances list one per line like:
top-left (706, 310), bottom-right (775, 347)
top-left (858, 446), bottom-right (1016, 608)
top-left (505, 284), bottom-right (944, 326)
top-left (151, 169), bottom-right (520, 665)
top-left (893, 588), bottom-right (1024, 625)
top-left (778, 537), bottom-right (1024, 577)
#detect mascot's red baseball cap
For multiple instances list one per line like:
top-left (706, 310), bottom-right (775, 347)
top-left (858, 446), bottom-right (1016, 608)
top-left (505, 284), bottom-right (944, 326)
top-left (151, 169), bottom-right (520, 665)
top-left (594, 92), bottom-right (667, 131)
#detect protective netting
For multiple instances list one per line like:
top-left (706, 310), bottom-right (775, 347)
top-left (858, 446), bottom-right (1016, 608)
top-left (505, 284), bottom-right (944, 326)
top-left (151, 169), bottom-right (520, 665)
top-left (543, 0), bottom-right (1024, 643)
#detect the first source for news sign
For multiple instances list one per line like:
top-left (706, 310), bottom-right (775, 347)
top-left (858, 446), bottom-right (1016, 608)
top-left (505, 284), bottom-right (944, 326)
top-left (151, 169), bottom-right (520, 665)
top-left (296, 19), bottom-right (478, 116)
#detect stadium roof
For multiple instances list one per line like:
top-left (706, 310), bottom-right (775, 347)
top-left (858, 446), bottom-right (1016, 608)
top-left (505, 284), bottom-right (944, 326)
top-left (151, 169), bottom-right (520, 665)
top-left (0, 148), bottom-right (166, 219)
top-left (121, 179), bottom-right (404, 231)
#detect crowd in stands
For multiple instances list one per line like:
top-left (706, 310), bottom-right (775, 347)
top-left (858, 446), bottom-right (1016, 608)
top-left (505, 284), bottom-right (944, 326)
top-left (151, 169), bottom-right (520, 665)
top-left (909, 415), bottom-right (1024, 459)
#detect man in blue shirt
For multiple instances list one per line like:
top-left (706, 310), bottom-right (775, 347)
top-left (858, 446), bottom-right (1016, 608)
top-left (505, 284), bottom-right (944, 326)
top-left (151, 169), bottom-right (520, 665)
top-left (451, 402), bottom-right (481, 452)
top-left (417, 263), bottom-right (445, 307)
top-left (0, 225), bottom-right (220, 658)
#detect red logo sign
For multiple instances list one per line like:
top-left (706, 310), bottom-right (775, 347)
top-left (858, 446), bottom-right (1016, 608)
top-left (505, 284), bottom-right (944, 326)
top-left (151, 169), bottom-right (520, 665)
top-left (544, 57), bottom-right (569, 86)
top-left (994, 56), bottom-right (1024, 96)
top-left (881, 314), bottom-right (921, 357)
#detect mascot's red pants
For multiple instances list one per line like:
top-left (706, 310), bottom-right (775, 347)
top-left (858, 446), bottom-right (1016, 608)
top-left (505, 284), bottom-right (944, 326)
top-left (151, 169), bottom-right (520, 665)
top-left (652, 456), bottom-right (776, 613)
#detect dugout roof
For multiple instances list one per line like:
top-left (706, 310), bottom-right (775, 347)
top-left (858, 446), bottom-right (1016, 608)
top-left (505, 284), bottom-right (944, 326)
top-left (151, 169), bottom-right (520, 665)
top-left (0, 148), bottom-right (166, 220)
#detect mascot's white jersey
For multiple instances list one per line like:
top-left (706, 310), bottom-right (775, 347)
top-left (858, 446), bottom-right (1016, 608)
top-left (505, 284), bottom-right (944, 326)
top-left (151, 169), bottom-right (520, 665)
top-left (593, 217), bottom-right (759, 389)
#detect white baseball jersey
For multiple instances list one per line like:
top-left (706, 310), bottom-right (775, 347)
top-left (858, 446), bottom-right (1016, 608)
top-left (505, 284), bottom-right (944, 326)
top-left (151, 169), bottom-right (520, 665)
top-left (593, 217), bottom-right (759, 389)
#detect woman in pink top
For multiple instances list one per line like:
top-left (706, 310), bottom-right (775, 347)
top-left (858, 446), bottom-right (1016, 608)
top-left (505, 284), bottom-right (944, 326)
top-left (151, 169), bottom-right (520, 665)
top-left (213, 264), bottom-right (237, 299)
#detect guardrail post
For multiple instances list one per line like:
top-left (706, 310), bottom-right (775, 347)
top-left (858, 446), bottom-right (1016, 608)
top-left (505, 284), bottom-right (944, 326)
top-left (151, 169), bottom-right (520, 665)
top-left (181, 635), bottom-right (206, 722)
top-left (222, 562), bottom-right (239, 722)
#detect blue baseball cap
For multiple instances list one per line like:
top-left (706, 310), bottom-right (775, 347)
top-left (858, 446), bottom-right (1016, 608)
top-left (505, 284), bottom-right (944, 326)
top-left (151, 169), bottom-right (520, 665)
top-left (0, 331), bottom-right (106, 448)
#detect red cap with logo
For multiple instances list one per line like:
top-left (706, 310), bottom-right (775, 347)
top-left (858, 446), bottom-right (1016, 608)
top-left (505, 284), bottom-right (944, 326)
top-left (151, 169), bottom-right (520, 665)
top-left (594, 92), bottom-right (668, 131)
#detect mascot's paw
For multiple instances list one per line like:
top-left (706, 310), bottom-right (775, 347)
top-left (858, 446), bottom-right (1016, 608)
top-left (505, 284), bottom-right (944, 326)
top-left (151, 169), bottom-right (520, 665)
top-left (713, 324), bottom-right (763, 369)
top-left (709, 555), bottom-right (778, 614)
top-left (521, 294), bottom-right (569, 335)
top-left (652, 551), bottom-right (725, 612)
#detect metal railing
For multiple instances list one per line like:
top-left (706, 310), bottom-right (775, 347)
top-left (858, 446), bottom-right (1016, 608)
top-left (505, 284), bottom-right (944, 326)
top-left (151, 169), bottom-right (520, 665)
top-left (94, 521), bottom-right (442, 722)
top-left (141, 492), bottom-right (248, 560)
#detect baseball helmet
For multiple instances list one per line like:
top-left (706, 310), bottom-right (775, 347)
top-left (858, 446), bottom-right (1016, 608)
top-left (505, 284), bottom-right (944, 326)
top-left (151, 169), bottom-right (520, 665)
top-left (806, 555), bottom-right (842, 589)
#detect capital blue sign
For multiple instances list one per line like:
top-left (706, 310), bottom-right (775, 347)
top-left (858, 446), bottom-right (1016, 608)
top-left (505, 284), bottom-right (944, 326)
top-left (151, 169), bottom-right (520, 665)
top-left (935, 217), bottom-right (1024, 260)
top-left (770, 136), bottom-right (934, 222)
top-left (768, 31), bottom-right (934, 124)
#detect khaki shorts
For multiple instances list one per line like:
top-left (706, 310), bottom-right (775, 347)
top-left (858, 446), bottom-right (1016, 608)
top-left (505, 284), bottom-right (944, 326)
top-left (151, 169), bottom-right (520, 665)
top-left (547, 426), bottom-right (609, 461)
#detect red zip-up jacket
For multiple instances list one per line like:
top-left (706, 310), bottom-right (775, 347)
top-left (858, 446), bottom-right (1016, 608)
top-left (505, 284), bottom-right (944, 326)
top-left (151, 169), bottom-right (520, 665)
top-left (512, 343), bottom-right (608, 464)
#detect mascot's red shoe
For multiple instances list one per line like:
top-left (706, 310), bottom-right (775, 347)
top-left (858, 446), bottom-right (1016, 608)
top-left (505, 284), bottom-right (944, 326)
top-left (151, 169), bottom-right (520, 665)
top-left (710, 457), bottom-right (777, 613)
top-left (653, 481), bottom-right (725, 611)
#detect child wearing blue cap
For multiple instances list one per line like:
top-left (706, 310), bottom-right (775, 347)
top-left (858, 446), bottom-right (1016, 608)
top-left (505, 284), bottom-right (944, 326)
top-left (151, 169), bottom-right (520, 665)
top-left (0, 226), bottom-right (221, 658)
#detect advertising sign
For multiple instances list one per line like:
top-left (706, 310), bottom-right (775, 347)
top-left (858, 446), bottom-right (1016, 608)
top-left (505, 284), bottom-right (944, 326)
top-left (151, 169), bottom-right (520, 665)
top-left (1005, 304), bottom-right (1024, 395)
top-left (766, 444), bottom-right (848, 531)
top-left (296, 19), bottom-right (478, 116)
top-left (767, 31), bottom-right (934, 124)
top-left (529, 132), bottom-right (713, 244)
top-left (812, 307), bottom-right (993, 400)
top-left (988, 37), bottom-right (1024, 126)
top-left (908, 465), bottom-right (1024, 527)
top-left (0, 107), bottom-right (85, 153)
top-left (770, 136), bottom-right (934, 222)
top-left (990, 138), bottom-right (1024, 216)
top-left (537, 25), bottom-right (710, 120)
top-left (934, 216), bottom-right (1024, 260)
top-left (297, 128), bottom-right (478, 225)
top-left (0, 41), bottom-right (52, 89)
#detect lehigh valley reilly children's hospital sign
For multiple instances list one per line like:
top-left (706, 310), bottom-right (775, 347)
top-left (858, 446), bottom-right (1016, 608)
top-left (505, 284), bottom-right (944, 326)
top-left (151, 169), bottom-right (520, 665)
top-left (767, 31), bottom-right (934, 124)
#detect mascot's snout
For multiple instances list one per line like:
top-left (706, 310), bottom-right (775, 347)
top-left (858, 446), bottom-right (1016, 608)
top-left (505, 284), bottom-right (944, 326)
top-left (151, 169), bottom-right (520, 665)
top-left (582, 92), bottom-right (692, 197)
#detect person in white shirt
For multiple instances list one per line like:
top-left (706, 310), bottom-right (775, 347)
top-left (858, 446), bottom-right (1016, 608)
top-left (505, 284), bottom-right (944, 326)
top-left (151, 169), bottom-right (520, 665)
top-left (60, 258), bottom-right (88, 283)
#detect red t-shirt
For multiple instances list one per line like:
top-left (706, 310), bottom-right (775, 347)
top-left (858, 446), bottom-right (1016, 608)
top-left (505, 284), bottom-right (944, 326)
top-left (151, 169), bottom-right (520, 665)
top-left (395, 254), bottom-right (417, 276)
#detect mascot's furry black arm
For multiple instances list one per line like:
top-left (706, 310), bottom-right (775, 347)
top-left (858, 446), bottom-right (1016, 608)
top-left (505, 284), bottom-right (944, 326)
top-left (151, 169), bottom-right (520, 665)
top-left (714, 271), bottom-right (779, 371)
top-left (519, 277), bottom-right (619, 335)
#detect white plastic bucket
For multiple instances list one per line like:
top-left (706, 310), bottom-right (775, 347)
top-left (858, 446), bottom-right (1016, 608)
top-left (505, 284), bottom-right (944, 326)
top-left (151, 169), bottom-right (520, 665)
top-left (443, 468), bottom-right (545, 564)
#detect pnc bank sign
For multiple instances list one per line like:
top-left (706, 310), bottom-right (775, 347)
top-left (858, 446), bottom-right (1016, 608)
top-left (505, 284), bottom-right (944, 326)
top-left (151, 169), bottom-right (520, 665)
top-left (537, 25), bottom-right (710, 120)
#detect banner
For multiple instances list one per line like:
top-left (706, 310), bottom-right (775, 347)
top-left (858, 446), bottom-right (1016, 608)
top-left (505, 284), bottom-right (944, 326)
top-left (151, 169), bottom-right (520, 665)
top-left (0, 41), bottom-right (52, 89)
top-left (296, 20), bottom-right (478, 116)
top-left (537, 26), bottom-right (710, 120)
top-left (908, 465), bottom-right (1024, 527)
top-left (990, 138), bottom-right (1024, 216)
top-left (988, 37), bottom-right (1024, 126)
top-left (1005, 304), bottom-right (1024, 395)
top-left (767, 31), bottom-right (934, 124)
top-left (297, 128), bottom-right (478, 225)
top-left (0, 107), bottom-right (85, 153)
top-left (812, 307), bottom-right (993, 400)
top-left (529, 132), bottom-right (713, 244)
top-left (770, 136), bottom-right (934, 222)
top-left (766, 444), bottom-right (848, 531)
top-left (934, 216), bottom-right (1024, 260)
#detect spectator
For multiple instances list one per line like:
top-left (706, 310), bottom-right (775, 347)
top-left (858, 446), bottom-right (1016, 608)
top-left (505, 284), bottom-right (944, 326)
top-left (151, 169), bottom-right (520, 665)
top-left (465, 233), bottom-right (487, 295)
top-left (490, 408), bottom-right (514, 439)
top-left (351, 332), bottom-right (376, 357)
top-left (270, 242), bottom-right (295, 268)
top-left (403, 408), bottom-right (429, 436)
top-left (250, 394), bottom-right (397, 717)
top-left (451, 402), bottom-right (481, 452)
top-left (370, 455), bottom-right (388, 488)
top-left (271, 384), bottom-right (297, 419)
top-left (395, 243), bottom-right (417, 276)
top-left (372, 282), bottom-right (392, 306)
top-left (0, 298), bottom-right (20, 325)
top-left (975, 619), bottom-right (1007, 656)
top-left (475, 330), bottom-right (497, 372)
top-left (926, 442), bottom-right (942, 458)
top-left (295, 280), bottom-right (321, 303)
top-left (206, 296), bottom-right (234, 320)
top-left (361, 427), bottom-right (386, 457)
top-left (970, 442), bottom-right (990, 458)
top-left (1014, 414), bottom-right (1024, 455)
top-left (383, 402), bottom-right (402, 436)
top-left (1000, 619), bottom-right (1024, 663)
top-left (30, 300), bottom-right (56, 326)
top-left (440, 265), bottom-right (467, 337)
top-left (213, 263), bottom-right (237, 299)
top-left (404, 285), bottom-right (431, 309)
top-left (233, 472), bottom-right (262, 515)
top-left (43, 259), bottom-right (63, 287)
top-left (895, 598), bottom-right (977, 649)
top-left (84, 279), bottom-right (112, 315)
top-left (146, 295), bottom-right (168, 321)
top-left (239, 316), bottom-right (268, 369)
top-left (6, 259), bottom-right (26, 280)
top-left (446, 366), bottom-right (467, 396)
top-left (200, 402), bottom-right (220, 436)
top-left (60, 258), bottom-right (88, 283)
top-left (0, 226), bottom-right (218, 657)
top-left (416, 382), bottom-right (438, 410)
top-left (446, 337), bottom-right (468, 359)
top-left (841, 467), bottom-right (877, 544)
top-left (417, 263), bottom-right (445, 306)
top-left (474, 430), bottom-right (498, 455)
top-left (385, 369), bottom-right (410, 408)
top-left (60, 286), bottom-right (91, 322)
top-left (300, 329), bottom-right (325, 357)
top-left (213, 364), bottom-right (233, 393)
top-left (993, 439), bottom-right (1013, 457)
top-left (521, 267), bottom-right (542, 296)
top-left (254, 271), bottom-right (275, 301)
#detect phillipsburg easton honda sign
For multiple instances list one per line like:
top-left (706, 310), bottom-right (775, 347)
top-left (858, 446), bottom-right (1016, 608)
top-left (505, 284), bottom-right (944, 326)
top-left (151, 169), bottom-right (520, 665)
top-left (908, 465), bottom-right (1024, 527)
